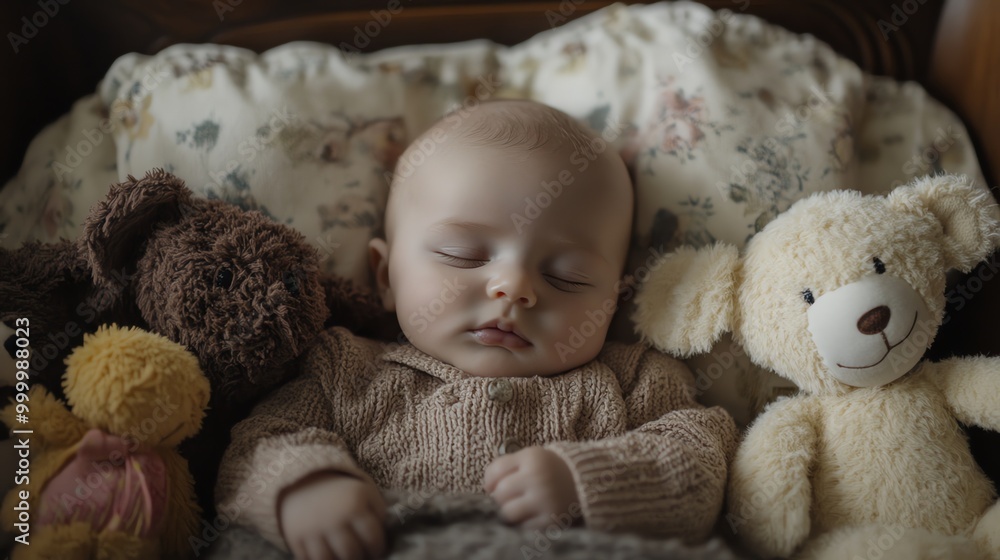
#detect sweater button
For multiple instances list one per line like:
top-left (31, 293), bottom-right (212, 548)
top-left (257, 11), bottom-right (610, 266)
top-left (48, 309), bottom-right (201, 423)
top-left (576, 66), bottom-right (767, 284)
top-left (498, 438), bottom-right (522, 455)
top-left (487, 379), bottom-right (513, 403)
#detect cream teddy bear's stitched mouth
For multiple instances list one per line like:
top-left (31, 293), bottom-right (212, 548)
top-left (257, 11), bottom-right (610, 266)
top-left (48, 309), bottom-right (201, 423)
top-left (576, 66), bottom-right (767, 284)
top-left (836, 309), bottom-right (918, 370)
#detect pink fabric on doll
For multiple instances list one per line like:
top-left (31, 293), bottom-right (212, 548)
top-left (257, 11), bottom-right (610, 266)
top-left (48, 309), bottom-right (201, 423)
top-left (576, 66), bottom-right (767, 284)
top-left (38, 428), bottom-right (169, 536)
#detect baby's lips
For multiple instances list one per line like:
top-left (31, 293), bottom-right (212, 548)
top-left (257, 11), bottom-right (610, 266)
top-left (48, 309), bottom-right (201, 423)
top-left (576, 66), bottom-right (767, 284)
top-left (471, 327), bottom-right (531, 349)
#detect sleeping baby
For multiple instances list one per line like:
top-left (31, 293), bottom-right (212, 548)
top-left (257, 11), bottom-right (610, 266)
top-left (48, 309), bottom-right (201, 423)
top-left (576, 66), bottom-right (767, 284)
top-left (215, 99), bottom-right (738, 560)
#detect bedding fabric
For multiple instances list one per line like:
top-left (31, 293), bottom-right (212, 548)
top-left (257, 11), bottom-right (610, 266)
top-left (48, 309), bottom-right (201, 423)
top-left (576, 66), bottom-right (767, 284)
top-left (199, 490), bottom-right (743, 560)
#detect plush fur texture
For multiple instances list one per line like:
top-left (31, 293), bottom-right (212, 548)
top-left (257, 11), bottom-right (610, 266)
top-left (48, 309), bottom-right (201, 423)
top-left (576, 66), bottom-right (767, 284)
top-left (633, 175), bottom-right (1000, 559)
top-left (631, 244), bottom-right (740, 357)
top-left (1, 325), bottom-right (209, 559)
top-left (199, 491), bottom-right (743, 560)
top-left (0, 169), bottom-right (395, 515)
top-left (0, 239), bottom-right (119, 388)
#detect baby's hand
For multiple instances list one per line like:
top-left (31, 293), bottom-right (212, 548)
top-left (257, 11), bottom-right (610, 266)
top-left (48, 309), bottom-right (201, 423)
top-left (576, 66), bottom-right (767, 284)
top-left (278, 472), bottom-right (387, 560)
top-left (483, 446), bottom-right (581, 529)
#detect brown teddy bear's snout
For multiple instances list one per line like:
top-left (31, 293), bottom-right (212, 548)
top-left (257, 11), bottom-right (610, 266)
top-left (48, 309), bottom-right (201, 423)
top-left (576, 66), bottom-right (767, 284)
top-left (243, 281), bottom-right (299, 354)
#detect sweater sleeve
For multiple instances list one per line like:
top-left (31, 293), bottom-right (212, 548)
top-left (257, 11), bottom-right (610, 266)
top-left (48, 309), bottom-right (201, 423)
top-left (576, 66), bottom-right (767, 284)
top-left (544, 344), bottom-right (738, 541)
top-left (213, 328), bottom-right (373, 550)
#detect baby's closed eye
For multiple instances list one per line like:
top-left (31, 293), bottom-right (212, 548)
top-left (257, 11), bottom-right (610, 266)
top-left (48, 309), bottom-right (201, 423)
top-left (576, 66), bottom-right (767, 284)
top-left (544, 273), bottom-right (592, 292)
top-left (435, 250), bottom-right (488, 268)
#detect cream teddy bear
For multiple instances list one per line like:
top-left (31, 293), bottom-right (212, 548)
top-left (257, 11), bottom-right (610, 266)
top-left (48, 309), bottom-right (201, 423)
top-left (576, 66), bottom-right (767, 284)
top-left (632, 175), bottom-right (1000, 560)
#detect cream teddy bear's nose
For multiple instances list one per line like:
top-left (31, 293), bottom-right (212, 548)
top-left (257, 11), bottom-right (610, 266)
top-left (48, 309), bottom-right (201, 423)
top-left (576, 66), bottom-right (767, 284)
top-left (857, 305), bottom-right (891, 335)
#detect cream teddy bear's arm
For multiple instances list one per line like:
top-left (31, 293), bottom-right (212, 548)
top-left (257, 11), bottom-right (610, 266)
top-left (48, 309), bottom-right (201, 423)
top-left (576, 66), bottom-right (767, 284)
top-left (727, 395), bottom-right (819, 559)
top-left (930, 356), bottom-right (1000, 432)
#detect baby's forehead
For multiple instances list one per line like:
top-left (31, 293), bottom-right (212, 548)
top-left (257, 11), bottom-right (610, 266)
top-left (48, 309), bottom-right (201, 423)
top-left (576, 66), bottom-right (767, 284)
top-left (442, 100), bottom-right (595, 153)
top-left (395, 101), bottom-right (606, 188)
top-left (385, 100), bottom-right (632, 236)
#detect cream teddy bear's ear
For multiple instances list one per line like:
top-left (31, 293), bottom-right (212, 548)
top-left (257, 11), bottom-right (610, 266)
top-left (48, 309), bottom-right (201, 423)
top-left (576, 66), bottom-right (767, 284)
top-left (632, 243), bottom-right (740, 357)
top-left (888, 174), bottom-right (1000, 272)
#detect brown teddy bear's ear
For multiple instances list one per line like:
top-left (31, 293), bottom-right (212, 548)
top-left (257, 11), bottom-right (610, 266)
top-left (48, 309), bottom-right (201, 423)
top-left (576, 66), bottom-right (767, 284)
top-left (82, 169), bottom-right (193, 290)
top-left (632, 243), bottom-right (740, 357)
top-left (887, 174), bottom-right (1000, 273)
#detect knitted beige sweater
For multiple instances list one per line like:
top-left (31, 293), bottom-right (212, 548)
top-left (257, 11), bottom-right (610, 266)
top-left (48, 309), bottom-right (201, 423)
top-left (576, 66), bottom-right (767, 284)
top-left (215, 327), bottom-right (738, 550)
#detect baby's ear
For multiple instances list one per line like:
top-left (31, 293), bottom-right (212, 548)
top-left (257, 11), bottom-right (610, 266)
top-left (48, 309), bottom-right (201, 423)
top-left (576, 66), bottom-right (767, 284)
top-left (631, 243), bottom-right (740, 357)
top-left (887, 174), bottom-right (1000, 272)
top-left (367, 237), bottom-right (395, 311)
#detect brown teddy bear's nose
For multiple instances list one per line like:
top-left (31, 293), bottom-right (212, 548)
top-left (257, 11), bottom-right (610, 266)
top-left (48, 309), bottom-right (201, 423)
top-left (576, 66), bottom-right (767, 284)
top-left (857, 305), bottom-right (891, 335)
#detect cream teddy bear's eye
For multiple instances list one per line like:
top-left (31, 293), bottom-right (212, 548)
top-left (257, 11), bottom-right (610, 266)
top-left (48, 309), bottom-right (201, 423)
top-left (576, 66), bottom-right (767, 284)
top-left (873, 257), bottom-right (886, 274)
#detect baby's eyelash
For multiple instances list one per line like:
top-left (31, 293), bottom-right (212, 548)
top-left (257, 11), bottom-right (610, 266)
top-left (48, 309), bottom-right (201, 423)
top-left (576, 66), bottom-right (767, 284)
top-left (436, 252), bottom-right (487, 267)
top-left (435, 252), bottom-right (592, 290)
top-left (544, 274), bottom-right (591, 291)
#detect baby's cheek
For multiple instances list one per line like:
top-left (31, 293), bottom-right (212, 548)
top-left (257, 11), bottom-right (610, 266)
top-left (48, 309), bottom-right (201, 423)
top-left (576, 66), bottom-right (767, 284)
top-left (397, 269), bottom-right (472, 333)
top-left (568, 294), bottom-right (616, 342)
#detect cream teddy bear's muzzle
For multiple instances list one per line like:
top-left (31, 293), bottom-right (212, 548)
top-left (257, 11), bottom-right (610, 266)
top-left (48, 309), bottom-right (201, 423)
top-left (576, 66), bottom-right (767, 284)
top-left (807, 274), bottom-right (932, 387)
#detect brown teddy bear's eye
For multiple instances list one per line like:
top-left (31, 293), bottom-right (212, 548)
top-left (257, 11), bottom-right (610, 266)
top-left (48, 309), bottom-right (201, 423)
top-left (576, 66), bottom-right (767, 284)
top-left (215, 267), bottom-right (233, 289)
top-left (873, 257), bottom-right (886, 274)
top-left (802, 289), bottom-right (815, 305)
top-left (282, 270), bottom-right (301, 297)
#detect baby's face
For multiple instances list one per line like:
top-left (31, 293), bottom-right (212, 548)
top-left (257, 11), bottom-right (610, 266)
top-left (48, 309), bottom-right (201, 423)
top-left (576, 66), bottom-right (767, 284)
top-left (372, 141), bottom-right (632, 378)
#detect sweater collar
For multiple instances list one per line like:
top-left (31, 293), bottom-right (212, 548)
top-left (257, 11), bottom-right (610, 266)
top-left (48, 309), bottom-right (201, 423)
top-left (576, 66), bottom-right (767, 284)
top-left (379, 343), bottom-right (469, 382)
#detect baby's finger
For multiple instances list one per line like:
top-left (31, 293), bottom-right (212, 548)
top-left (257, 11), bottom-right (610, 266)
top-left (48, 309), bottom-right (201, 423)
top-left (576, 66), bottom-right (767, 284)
top-left (326, 529), bottom-right (363, 560)
top-left (483, 455), bottom-right (520, 493)
top-left (303, 536), bottom-right (335, 560)
top-left (489, 471), bottom-right (526, 505)
top-left (351, 514), bottom-right (387, 559)
top-left (288, 538), bottom-right (308, 560)
top-left (366, 487), bottom-right (388, 520)
top-left (498, 495), bottom-right (539, 526)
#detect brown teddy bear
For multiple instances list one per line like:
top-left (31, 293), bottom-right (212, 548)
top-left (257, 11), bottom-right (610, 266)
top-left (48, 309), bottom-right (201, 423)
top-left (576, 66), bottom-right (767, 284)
top-left (0, 169), bottom-right (396, 515)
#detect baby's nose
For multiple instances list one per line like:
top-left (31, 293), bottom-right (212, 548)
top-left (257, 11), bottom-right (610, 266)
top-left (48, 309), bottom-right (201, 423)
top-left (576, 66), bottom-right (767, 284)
top-left (494, 288), bottom-right (536, 307)
top-left (488, 269), bottom-right (537, 307)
